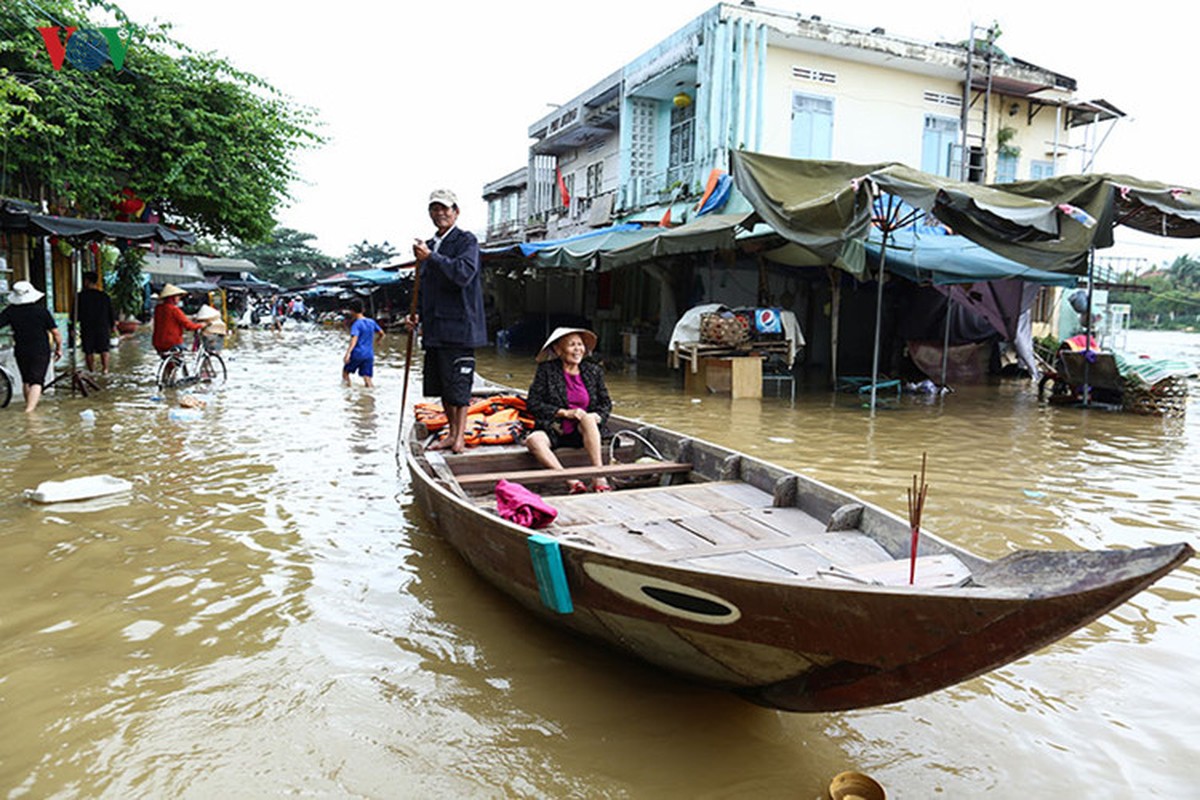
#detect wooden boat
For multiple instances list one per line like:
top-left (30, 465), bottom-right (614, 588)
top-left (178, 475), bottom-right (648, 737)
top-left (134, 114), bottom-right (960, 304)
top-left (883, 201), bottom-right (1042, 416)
top-left (404, 395), bottom-right (1193, 713)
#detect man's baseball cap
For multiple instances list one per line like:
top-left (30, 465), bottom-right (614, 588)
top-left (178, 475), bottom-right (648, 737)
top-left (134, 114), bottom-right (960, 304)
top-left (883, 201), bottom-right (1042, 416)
top-left (428, 189), bottom-right (458, 208)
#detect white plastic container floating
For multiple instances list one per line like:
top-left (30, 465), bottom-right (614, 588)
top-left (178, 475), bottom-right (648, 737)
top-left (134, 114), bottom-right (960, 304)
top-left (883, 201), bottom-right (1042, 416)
top-left (23, 475), bottom-right (133, 504)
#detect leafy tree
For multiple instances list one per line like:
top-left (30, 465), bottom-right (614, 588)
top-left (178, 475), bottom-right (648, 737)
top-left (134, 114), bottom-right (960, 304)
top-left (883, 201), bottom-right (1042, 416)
top-left (0, 0), bottom-right (323, 242)
top-left (346, 239), bottom-right (398, 266)
top-left (1167, 254), bottom-right (1200, 290)
top-left (230, 227), bottom-right (334, 286)
top-left (1111, 257), bottom-right (1200, 329)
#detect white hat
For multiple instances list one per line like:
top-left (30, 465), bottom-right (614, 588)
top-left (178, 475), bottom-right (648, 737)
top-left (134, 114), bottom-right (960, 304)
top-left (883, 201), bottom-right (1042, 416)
top-left (7, 280), bottom-right (44, 305)
top-left (428, 189), bottom-right (458, 208)
top-left (193, 304), bottom-right (221, 321)
top-left (536, 327), bottom-right (598, 362)
top-left (158, 283), bottom-right (187, 300)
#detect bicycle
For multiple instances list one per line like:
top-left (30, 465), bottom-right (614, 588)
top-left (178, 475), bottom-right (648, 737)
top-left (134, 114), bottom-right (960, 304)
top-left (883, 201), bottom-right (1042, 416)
top-left (0, 336), bottom-right (15, 408)
top-left (156, 331), bottom-right (227, 390)
top-left (0, 358), bottom-right (12, 408)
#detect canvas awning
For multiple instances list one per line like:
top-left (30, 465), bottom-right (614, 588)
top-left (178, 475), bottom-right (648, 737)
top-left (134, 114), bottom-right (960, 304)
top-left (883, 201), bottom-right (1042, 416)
top-left (598, 213), bottom-right (753, 271)
top-left (0, 199), bottom-right (194, 244)
top-left (483, 223), bottom-right (651, 269)
top-left (482, 215), bottom-right (757, 271)
top-left (730, 151), bottom-right (1200, 276)
top-left (865, 228), bottom-right (1077, 287)
top-left (342, 268), bottom-right (410, 285)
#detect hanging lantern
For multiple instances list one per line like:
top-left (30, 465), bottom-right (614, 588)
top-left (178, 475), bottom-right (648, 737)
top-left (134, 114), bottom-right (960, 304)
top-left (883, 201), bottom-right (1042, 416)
top-left (672, 91), bottom-right (692, 108)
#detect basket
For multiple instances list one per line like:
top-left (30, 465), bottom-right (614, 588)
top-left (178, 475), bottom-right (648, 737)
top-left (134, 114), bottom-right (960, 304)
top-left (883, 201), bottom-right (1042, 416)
top-left (1122, 375), bottom-right (1189, 416)
top-left (699, 312), bottom-right (750, 346)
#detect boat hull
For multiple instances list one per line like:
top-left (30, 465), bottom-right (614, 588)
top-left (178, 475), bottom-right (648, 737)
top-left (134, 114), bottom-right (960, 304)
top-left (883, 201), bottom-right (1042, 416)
top-left (406, 418), bottom-right (1193, 712)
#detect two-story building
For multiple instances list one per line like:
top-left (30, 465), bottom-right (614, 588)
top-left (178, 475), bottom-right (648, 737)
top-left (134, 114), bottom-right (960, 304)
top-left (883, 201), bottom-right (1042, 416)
top-left (483, 3), bottom-right (1122, 371)
top-left (491, 4), bottom-right (1118, 243)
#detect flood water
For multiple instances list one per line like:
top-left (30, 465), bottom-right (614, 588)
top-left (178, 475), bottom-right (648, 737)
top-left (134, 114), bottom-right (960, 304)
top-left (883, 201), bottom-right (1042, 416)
top-left (1, 325), bottom-right (1197, 798)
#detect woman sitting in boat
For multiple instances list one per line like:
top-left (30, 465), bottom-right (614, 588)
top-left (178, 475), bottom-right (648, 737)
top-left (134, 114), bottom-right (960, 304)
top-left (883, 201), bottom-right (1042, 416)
top-left (524, 327), bottom-right (613, 494)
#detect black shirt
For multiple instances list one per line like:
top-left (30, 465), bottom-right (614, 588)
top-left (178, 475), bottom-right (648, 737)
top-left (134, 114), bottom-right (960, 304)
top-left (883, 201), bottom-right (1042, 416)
top-left (77, 288), bottom-right (115, 333)
top-left (0, 303), bottom-right (57, 360)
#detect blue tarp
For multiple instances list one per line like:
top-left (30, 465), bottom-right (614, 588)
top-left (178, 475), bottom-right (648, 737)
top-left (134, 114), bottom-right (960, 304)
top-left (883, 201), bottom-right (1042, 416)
top-left (482, 223), bottom-right (648, 266)
top-left (343, 268), bottom-right (409, 285)
top-left (513, 223), bottom-right (643, 256)
top-left (867, 228), bottom-right (1077, 287)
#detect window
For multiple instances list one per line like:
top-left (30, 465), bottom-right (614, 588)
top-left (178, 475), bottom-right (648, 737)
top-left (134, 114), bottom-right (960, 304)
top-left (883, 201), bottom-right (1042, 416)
top-left (563, 173), bottom-right (576, 216)
top-left (790, 93), bottom-right (833, 159)
top-left (792, 66), bottom-right (837, 85)
top-left (586, 161), bottom-right (604, 197)
top-left (921, 115), bottom-right (960, 178)
top-left (995, 152), bottom-right (1018, 183)
top-left (923, 91), bottom-right (962, 109)
top-left (629, 98), bottom-right (657, 181)
top-left (1030, 160), bottom-right (1055, 180)
top-left (668, 101), bottom-right (695, 188)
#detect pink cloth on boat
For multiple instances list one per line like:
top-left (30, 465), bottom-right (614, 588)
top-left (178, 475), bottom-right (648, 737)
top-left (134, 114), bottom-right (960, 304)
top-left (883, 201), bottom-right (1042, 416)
top-left (495, 479), bottom-right (558, 529)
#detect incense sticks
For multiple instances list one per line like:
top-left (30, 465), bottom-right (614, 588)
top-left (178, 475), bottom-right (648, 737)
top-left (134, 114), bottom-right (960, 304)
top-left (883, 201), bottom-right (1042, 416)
top-left (907, 452), bottom-right (929, 585)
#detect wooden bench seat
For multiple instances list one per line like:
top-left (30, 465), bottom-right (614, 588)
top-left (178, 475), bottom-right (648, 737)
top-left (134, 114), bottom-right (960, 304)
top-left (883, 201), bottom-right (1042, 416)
top-left (455, 461), bottom-right (693, 488)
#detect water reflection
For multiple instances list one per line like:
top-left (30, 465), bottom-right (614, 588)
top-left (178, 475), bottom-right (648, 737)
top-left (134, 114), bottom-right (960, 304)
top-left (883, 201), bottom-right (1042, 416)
top-left (0, 326), bottom-right (1195, 797)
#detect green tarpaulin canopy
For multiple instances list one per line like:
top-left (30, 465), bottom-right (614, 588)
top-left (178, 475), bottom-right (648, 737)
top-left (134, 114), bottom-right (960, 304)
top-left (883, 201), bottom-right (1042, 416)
top-left (731, 151), bottom-right (1200, 276)
top-left (482, 214), bottom-right (755, 271)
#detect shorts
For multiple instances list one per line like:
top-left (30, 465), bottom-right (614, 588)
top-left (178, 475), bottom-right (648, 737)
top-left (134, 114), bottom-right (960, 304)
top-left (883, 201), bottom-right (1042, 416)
top-left (423, 347), bottom-right (474, 407)
top-left (15, 351), bottom-right (51, 387)
top-left (544, 428), bottom-right (584, 450)
top-left (345, 354), bottom-right (374, 377)
top-left (81, 328), bottom-right (110, 355)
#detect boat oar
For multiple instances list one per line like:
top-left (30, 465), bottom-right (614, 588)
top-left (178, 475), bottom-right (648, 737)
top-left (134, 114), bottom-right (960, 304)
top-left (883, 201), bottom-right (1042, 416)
top-left (907, 452), bottom-right (928, 585)
top-left (395, 262), bottom-right (423, 460)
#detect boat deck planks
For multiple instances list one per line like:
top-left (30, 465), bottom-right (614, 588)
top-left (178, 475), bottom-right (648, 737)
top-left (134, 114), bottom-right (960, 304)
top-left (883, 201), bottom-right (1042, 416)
top-left (545, 480), bottom-right (896, 578)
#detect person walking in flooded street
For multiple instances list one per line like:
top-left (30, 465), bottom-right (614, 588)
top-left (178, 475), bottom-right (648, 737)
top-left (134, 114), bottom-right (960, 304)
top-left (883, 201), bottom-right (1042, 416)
top-left (407, 189), bottom-right (486, 454)
top-left (342, 299), bottom-right (383, 388)
top-left (77, 271), bottom-right (116, 374)
top-left (0, 281), bottom-right (62, 412)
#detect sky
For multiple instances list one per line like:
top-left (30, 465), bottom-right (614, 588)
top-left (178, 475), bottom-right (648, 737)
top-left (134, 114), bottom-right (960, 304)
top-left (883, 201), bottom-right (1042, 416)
top-left (101, 0), bottom-right (1199, 268)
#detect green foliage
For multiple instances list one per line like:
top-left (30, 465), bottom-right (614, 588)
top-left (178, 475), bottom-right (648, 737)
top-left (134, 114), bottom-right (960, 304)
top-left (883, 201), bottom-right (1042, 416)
top-left (111, 246), bottom-right (145, 319)
top-left (1110, 254), bottom-right (1200, 329)
top-left (0, 0), bottom-right (324, 242)
top-left (346, 239), bottom-right (398, 266)
top-left (996, 126), bottom-right (1020, 158)
top-left (230, 226), bottom-right (334, 286)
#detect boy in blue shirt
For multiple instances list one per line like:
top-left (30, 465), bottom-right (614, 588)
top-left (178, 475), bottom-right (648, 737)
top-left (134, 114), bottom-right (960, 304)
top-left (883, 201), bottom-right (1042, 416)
top-left (342, 299), bottom-right (384, 387)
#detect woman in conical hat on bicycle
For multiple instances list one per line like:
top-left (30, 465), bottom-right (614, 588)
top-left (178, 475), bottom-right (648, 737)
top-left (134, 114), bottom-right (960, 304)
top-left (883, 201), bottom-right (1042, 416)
top-left (152, 284), bottom-right (208, 355)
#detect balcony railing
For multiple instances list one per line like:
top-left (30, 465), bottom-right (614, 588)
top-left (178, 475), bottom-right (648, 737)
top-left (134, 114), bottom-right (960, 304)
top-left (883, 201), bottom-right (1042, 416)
top-left (620, 163), bottom-right (703, 212)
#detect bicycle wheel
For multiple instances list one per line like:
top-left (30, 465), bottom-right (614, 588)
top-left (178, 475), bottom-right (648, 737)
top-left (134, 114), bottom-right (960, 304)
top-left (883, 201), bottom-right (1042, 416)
top-left (0, 369), bottom-right (12, 408)
top-left (156, 354), bottom-right (186, 389)
top-left (197, 352), bottom-right (226, 387)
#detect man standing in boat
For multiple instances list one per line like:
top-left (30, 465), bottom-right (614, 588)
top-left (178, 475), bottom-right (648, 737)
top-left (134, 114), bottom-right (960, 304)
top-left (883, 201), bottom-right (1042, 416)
top-left (408, 189), bottom-right (486, 453)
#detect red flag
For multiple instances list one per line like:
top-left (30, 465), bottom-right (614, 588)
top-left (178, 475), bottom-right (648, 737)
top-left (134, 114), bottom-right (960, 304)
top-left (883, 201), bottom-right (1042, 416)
top-left (658, 206), bottom-right (672, 227)
top-left (556, 166), bottom-right (570, 208)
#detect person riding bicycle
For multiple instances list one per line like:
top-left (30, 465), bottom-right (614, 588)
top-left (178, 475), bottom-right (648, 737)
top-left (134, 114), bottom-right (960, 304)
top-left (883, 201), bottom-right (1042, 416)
top-left (152, 284), bottom-right (209, 355)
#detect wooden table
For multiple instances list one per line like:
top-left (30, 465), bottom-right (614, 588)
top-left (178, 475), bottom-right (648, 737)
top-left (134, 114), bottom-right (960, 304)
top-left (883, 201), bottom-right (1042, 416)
top-left (670, 339), bottom-right (796, 372)
top-left (672, 340), bottom-right (795, 400)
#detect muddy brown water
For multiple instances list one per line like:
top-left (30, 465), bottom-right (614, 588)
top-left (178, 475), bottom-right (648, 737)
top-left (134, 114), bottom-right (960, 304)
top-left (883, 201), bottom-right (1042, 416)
top-left (1, 326), bottom-right (1196, 798)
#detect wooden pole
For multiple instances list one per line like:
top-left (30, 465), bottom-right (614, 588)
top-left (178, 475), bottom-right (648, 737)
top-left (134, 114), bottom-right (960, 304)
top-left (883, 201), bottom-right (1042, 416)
top-left (940, 293), bottom-right (952, 387)
top-left (829, 267), bottom-right (841, 390)
top-left (396, 265), bottom-right (423, 460)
